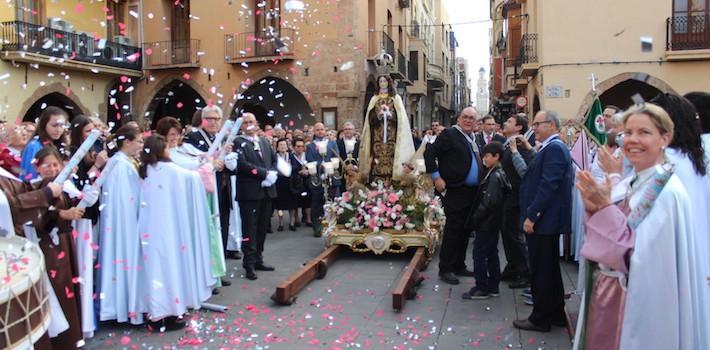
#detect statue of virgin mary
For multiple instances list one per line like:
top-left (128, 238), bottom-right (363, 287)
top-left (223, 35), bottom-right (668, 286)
top-left (359, 75), bottom-right (415, 184)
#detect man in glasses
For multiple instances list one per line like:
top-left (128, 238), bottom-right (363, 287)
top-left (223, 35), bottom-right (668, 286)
top-left (424, 107), bottom-right (483, 285)
top-left (513, 110), bottom-right (574, 332)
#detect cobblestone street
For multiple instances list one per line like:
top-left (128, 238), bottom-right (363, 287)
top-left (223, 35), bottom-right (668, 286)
top-left (86, 221), bottom-right (579, 349)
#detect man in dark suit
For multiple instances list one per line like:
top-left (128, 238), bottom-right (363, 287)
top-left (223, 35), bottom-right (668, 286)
top-left (499, 114), bottom-right (533, 288)
top-left (476, 115), bottom-right (506, 150)
top-left (513, 110), bottom-right (574, 332)
top-left (306, 122), bottom-right (340, 237)
top-left (424, 107), bottom-right (483, 285)
top-left (182, 106), bottom-right (237, 285)
top-left (233, 113), bottom-right (278, 280)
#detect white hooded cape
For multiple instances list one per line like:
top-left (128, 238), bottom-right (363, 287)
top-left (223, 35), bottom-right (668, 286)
top-left (97, 152), bottom-right (144, 324)
top-left (137, 161), bottom-right (216, 321)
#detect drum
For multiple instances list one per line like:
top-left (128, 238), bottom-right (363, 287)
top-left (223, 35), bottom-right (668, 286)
top-left (0, 235), bottom-right (50, 349)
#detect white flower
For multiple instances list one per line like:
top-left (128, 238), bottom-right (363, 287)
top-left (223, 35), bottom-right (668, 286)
top-left (394, 225), bottom-right (403, 230)
top-left (405, 223), bottom-right (416, 229)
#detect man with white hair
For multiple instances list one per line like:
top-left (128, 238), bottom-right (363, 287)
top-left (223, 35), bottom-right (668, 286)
top-left (183, 106), bottom-right (240, 275)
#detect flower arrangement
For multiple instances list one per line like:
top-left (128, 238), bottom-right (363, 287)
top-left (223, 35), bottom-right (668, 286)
top-left (325, 180), bottom-right (445, 233)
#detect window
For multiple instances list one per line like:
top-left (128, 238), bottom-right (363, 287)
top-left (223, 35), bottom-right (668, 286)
top-left (107, 0), bottom-right (126, 41)
top-left (409, 51), bottom-right (419, 80)
top-left (322, 108), bottom-right (337, 130)
top-left (15, 0), bottom-right (43, 24)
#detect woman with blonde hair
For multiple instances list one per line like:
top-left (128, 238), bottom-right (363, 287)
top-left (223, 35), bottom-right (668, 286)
top-left (574, 103), bottom-right (708, 349)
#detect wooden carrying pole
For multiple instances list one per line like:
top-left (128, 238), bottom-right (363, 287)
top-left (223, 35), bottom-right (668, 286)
top-left (391, 247), bottom-right (427, 310)
top-left (271, 245), bottom-right (343, 305)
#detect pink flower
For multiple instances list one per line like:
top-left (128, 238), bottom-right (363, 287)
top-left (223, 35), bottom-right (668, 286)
top-left (368, 218), bottom-right (378, 230)
top-left (342, 192), bottom-right (351, 203)
top-left (387, 193), bottom-right (399, 203)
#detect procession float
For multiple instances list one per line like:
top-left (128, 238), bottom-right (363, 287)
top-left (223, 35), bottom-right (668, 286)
top-left (272, 73), bottom-right (444, 310)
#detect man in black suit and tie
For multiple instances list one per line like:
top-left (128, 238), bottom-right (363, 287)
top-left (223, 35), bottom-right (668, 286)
top-left (336, 122), bottom-right (359, 192)
top-left (424, 107), bottom-right (483, 285)
top-left (513, 110), bottom-right (574, 332)
top-left (476, 115), bottom-right (506, 150)
top-left (233, 113), bottom-right (278, 280)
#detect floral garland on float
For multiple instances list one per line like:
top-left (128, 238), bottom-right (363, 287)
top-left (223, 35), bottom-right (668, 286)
top-left (322, 161), bottom-right (444, 256)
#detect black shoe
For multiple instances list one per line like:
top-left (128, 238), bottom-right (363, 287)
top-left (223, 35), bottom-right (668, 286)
top-left (305, 222), bottom-right (313, 227)
top-left (294, 222), bottom-right (301, 228)
top-left (508, 278), bottom-right (530, 289)
top-left (454, 269), bottom-right (475, 277)
top-left (289, 225), bottom-right (296, 231)
top-left (212, 288), bottom-right (220, 295)
top-left (521, 288), bottom-right (532, 298)
top-left (220, 278), bottom-right (231, 286)
top-left (462, 288), bottom-right (489, 300)
top-left (277, 225), bottom-right (284, 232)
top-left (512, 319), bottom-right (550, 332)
top-left (255, 264), bottom-right (275, 271)
top-left (438, 272), bottom-right (460, 285)
top-left (226, 251), bottom-right (242, 260)
top-left (245, 268), bottom-right (257, 280)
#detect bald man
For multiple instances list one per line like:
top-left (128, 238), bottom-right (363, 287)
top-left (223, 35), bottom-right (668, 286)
top-left (231, 113), bottom-right (278, 280)
top-left (424, 107), bottom-right (483, 285)
top-left (305, 122), bottom-right (340, 237)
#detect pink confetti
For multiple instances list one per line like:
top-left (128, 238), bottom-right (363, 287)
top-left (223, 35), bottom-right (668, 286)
top-left (71, 229), bottom-right (78, 239)
top-left (251, 169), bottom-right (258, 175)
top-left (182, 73), bottom-right (191, 80)
top-left (57, 251), bottom-right (65, 260)
top-left (176, 102), bottom-right (184, 108)
top-left (75, 3), bottom-right (84, 13)
top-left (65, 286), bottom-right (74, 298)
top-left (49, 269), bottom-right (57, 278)
top-left (145, 47), bottom-right (153, 56)
top-left (120, 76), bottom-right (129, 83)
top-left (120, 336), bottom-right (131, 345)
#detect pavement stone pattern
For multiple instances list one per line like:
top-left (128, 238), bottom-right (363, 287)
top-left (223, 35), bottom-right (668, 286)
top-left (85, 220), bottom-right (579, 349)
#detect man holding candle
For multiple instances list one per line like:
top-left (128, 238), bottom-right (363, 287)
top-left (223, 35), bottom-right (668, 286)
top-left (306, 122), bottom-right (340, 237)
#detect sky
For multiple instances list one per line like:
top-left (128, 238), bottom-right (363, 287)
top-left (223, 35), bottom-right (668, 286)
top-left (441, 0), bottom-right (491, 87)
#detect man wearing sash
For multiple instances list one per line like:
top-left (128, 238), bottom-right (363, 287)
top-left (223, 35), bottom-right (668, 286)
top-left (424, 107), bottom-right (483, 285)
top-left (513, 111), bottom-right (574, 332)
top-left (183, 106), bottom-right (238, 274)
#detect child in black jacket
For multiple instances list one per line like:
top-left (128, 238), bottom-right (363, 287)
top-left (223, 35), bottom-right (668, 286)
top-left (463, 141), bottom-right (511, 300)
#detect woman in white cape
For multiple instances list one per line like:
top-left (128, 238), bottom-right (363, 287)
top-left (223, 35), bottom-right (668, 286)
top-left (574, 104), bottom-right (708, 350)
top-left (137, 134), bottom-right (216, 330)
top-left (97, 124), bottom-right (145, 325)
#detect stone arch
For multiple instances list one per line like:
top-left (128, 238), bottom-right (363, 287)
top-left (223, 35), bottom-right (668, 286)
top-left (142, 77), bottom-right (209, 129)
top-left (362, 74), bottom-right (378, 119)
top-left (576, 72), bottom-right (677, 120)
top-left (232, 76), bottom-right (314, 129)
top-left (19, 82), bottom-right (90, 122)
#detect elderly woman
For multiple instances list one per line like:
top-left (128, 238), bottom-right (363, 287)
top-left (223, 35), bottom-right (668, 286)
top-left (574, 104), bottom-right (708, 350)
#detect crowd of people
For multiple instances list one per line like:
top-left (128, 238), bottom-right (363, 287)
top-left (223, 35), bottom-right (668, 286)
top-left (1, 87), bottom-right (709, 350)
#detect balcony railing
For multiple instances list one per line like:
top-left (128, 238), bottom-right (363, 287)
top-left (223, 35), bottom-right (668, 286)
top-left (0, 20), bottom-right (141, 71)
top-left (667, 12), bottom-right (710, 50)
top-left (224, 28), bottom-right (295, 62)
top-left (397, 50), bottom-right (407, 78)
top-left (368, 31), bottom-right (395, 60)
top-left (143, 39), bottom-right (200, 68)
top-left (519, 33), bottom-right (538, 64)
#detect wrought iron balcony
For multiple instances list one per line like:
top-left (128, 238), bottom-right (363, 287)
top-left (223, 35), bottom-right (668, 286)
top-left (224, 28), bottom-right (295, 63)
top-left (143, 39), bottom-right (200, 69)
top-left (368, 31), bottom-right (395, 61)
top-left (666, 12), bottom-right (710, 51)
top-left (393, 49), bottom-right (408, 81)
top-left (519, 33), bottom-right (538, 78)
top-left (0, 20), bottom-right (141, 72)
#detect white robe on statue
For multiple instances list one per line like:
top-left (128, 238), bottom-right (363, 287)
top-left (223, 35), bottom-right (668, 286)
top-left (609, 169), bottom-right (706, 349)
top-left (97, 152), bottom-right (144, 324)
top-left (138, 161), bottom-right (215, 321)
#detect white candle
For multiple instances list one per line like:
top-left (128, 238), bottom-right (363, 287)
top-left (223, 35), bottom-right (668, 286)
top-left (306, 161), bottom-right (318, 175)
top-left (323, 162), bottom-right (334, 175)
top-left (330, 158), bottom-right (341, 170)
